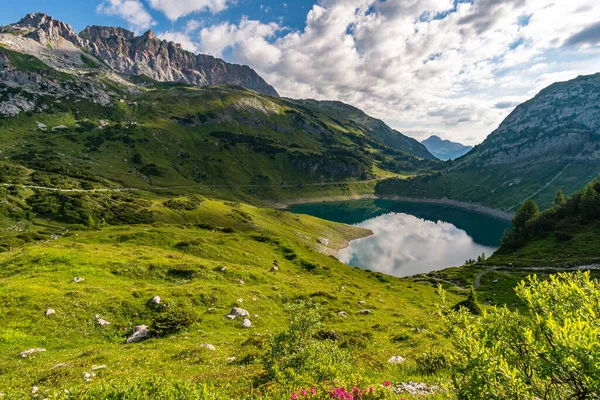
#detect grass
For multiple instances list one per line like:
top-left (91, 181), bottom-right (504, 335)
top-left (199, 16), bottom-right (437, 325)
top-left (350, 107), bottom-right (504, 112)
top-left (0, 197), bottom-right (460, 398)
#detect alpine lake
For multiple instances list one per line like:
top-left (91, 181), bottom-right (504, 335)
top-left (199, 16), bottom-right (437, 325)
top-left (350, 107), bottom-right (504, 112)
top-left (290, 199), bottom-right (511, 277)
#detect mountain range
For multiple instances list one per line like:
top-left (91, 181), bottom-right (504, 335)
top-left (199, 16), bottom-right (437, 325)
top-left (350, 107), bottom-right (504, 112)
top-left (1, 12), bottom-right (599, 211)
top-left (421, 135), bottom-right (473, 160)
top-left (0, 13), bottom-right (436, 200)
top-left (1, 13), bottom-right (278, 96)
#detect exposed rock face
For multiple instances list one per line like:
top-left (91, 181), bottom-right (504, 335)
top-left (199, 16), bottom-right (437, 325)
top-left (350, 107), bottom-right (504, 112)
top-left (79, 25), bottom-right (279, 96)
top-left (1, 13), bottom-right (84, 48)
top-left (1, 13), bottom-right (278, 96)
top-left (458, 73), bottom-right (600, 168)
top-left (0, 48), bottom-right (113, 116)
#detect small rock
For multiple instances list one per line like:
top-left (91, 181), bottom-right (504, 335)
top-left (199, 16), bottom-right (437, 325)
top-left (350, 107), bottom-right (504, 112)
top-left (358, 300), bottom-right (366, 305)
top-left (151, 296), bottom-right (161, 305)
top-left (221, 267), bottom-right (227, 271)
top-left (73, 277), bottom-right (85, 283)
top-left (126, 325), bottom-right (148, 343)
top-left (20, 348), bottom-right (46, 358)
top-left (32, 386), bottom-right (39, 394)
top-left (237, 298), bottom-right (244, 303)
top-left (207, 308), bottom-right (217, 313)
top-left (53, 364), bottom-right (66, 369)
top-left (45, 309), bottom-right (56, 317)
top-left (242, 318), bottom-right (251, 328)
top-left (226, 307), bottom-right (250, 319)
top-left (359, 310), bottom-right (372, 315)
top-left (239, 279), bottom-right (244, 285)
top-left (91, 365), bottom-right (106, 371)
top-left (391, 381), bottom-right (437, 396)
top-left (317, 237), bottom-right (330, 246)
top-left (270, 266), bottom-right (280, 272)
top-left (388, 356), bottom-right (406, 364)
top-left (83, 372), bottom-right (92, 382)
top-left (95, 315), bottom-right (110, 326)
top-left (200, 344), bottom-right (216, 351)
top-left (226, 357), bottom-right (236, 363)
top-left (337, 311), bottom-right (348, 318)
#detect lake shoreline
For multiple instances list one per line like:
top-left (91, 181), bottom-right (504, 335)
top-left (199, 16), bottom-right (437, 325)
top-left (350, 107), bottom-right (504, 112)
top-left (280, 194), bottom-right (515, 221)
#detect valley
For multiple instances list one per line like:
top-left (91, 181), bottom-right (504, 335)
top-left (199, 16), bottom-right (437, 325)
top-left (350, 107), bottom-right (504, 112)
top-left (0, 10), bottom-right (599, 400)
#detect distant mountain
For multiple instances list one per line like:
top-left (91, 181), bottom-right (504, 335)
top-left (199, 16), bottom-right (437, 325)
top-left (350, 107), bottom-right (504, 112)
top-left (0, 13), bottom-right (278, 96)
top-left (378, 73), bottom-right (600, 210)
top-left (421, 135), bottom-right (473, 160)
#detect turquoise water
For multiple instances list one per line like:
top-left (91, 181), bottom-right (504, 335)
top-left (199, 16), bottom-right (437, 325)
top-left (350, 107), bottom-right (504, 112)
top-left (289, 199), bottom-right (511, 277)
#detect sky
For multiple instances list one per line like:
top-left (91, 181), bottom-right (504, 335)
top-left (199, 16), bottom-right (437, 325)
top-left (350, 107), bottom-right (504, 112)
top-left (2, 0), bottom-right (600, 145)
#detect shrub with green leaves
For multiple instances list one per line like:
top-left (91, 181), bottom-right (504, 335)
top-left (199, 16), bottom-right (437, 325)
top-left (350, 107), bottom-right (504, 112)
top-left (439, 271), bottom-right (600, 399)
top-left (150, 303), bottom-right (199, 337)
top-left (262, 300), bottom-right (349, 386)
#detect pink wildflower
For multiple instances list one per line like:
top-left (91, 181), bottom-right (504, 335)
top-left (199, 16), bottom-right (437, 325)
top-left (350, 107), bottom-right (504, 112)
top-left (291, 392), bottom-right (298, 400)
top-left (310, 388), bottom-right (316, 395)
top-left (383, 381), bottom-right (391, 387)
top-left (300, 389), bottom-right (307, 397)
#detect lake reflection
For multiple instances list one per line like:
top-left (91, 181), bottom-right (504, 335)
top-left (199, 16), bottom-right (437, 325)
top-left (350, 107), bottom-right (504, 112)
top-left (290, 199), bottom-right (510, 277)
top-left (337, 213), bottom-right (498, 277)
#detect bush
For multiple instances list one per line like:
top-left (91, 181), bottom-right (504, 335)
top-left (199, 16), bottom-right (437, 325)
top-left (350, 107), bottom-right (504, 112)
top-left (262, 300), bottom-right (349, 385)
top-left (150, 304), bottom-right (198, 337)
top-left (439, 271), bottom-right (600, 399)
top-left (415, 349), bottom-right (451, 375)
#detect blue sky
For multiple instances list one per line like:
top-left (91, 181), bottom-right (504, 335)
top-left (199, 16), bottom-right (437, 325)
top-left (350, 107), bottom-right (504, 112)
top-left (2, 1), bottom-right (599, 145)
top-left (0, 0), bottom-right (315, 36)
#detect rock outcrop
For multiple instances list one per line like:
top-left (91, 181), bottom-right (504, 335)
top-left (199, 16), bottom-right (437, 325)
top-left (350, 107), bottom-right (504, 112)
top-left (79, 25), bottom-right (279, 96)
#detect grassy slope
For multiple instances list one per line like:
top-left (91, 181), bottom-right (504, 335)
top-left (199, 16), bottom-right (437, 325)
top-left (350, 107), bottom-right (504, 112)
top-left (0, 198), bottom-right (458, 398)
top-left (376, 162), bottom-right (600, 211)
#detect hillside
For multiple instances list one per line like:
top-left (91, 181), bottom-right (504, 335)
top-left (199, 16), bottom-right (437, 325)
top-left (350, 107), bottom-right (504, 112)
top-left (489, 176), bottom-right (600, 267)
top-left (0, 35), bottom-right (437, 204)
top-left (421, 136), bottom-right (473, 161)
top-left (0, 190), bottom-right (459, 398)
top-left (378, 73), bottom-right (600, 210)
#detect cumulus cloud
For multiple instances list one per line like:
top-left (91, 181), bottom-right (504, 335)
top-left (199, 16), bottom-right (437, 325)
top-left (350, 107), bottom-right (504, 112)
top-left (147, 0), bottom-right (229, 21)
top-left (96, 0), bottom-right (155, 32)
top-left (158, 31), bottom-right (199, 53)
top-left (199, 17), bottom-right (282, 68)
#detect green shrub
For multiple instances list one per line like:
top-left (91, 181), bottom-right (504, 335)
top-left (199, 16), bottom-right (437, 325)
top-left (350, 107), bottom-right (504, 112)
top-left (163, 195), bottom-right (205, 211)
top-left (439, 271), bottom-right (600, 399)
top-left (150, 304), bottom-right (199, 337)
top-left (415, 349), bottom-right (451, 375)
top-left (262, 300), bottom-right (349, 385)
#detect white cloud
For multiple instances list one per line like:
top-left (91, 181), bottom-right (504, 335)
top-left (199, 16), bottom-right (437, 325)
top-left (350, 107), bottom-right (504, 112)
top-left (147, 0), bottom-right (229, 21)
top-left (156, 0), bottom-right (600, 144)
top-left (158, 31), bottom-right (199, 53)
top-left (96, 0), bottom-right (155, 32)
top-left (199, 17), bottom-right (282, 68)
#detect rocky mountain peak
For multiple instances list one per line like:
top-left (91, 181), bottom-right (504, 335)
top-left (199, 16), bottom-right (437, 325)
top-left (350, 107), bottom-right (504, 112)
top-left (79, 25), bottom-right (135, 41)
top-left (1, 13), bottom-right (279, 96)
top-left (2, 12), bottom-right (81, 47)
top-left (141, 30), bottom-right (157, 40)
